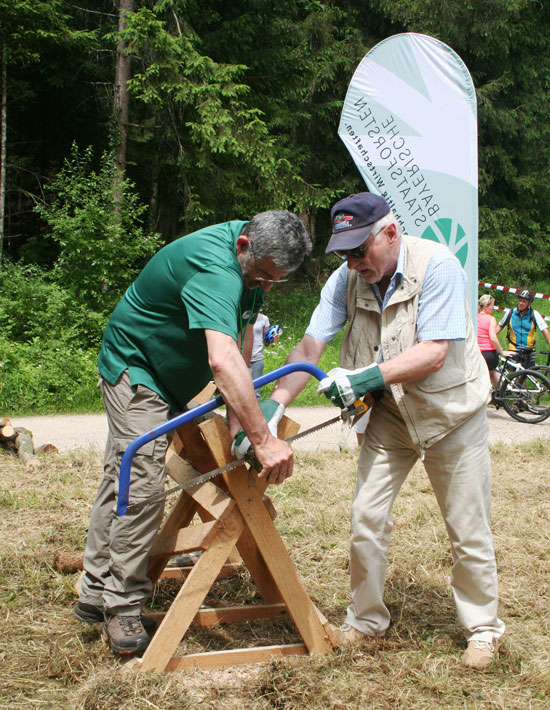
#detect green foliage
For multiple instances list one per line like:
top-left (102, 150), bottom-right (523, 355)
top-left (35, 144), bottom-right (161, 315)
top-left (0, 273), bottom-right (334, 414)
top-left (0, 0), bottom-right (76, 66)
top-left (2, 0), bottom-right (550, 274)
top-left (0, 260), bottom-right (108, 348)
top-left (478, 206), bottom-right (550, 286)
top-left (116, 0), bottom-right (341, 233)
top-left (258, 281), bottom-right (346, 406)
top-left (4, 0), bottom-right (550, 414)
top-left (0, 261), bottom-right (105, 414)
top-left (0, 337), bottom-right (102, 415)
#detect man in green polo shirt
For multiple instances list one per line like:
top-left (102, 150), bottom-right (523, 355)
top-left (73, 210), bottom-right (311, 655)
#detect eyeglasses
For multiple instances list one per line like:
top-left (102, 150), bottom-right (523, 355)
top-left (334, 226), bottom-right (384, 261)
top-left (249, 241), bottom-right (289, 284)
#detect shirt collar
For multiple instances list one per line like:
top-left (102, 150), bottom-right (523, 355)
top-left (371, 238), bottom-right (404, 310)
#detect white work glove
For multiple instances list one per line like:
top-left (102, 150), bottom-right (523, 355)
top-left (231, 399), bottom-right (286, 458)
top-left (317, 364), bottom-right (385, 408)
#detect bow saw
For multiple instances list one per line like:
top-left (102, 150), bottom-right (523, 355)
top-left (116, 363), bottom-right (370, 516)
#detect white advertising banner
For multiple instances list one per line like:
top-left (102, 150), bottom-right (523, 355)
top-left (339, 33), bottom-right (478, 315)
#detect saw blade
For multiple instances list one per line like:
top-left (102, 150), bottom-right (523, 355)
top-left (125, 403), bottom-right (367, 514)
top-left (125, 456), bottom-right (253, 514)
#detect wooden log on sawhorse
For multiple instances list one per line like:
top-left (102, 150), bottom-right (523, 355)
top-left (136, 412), bottom-right (334, 672)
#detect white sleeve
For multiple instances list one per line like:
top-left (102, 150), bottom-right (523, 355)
top-left (498, 309), bottom-right (511, 328)
top-left (534, 309), bottom-right (548, 331)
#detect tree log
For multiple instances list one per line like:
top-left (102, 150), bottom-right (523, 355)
top-left (54, 552), bottom-right (84, 574)
top-left (1, 419), bottom-right (46, 470)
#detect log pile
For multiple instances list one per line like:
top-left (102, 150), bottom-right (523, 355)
top-left (0, 417), bottom-right (57, 470)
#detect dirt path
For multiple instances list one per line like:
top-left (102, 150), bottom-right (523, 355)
top-left (13, 404), bottom-right (550, 454)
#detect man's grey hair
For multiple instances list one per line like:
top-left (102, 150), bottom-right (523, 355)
top-left (244, 210), bottom-right (312, 270)
top-left (373, 210), bottom-right (403, 238)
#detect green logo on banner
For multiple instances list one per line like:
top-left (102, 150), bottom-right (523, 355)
top-left (422, 218), bottom-right (468, 267)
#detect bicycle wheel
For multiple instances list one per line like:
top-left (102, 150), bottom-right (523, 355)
top-left (499, 369), bottom-right (550, 423)
top-left (533, 364), bottom-right (550, 380)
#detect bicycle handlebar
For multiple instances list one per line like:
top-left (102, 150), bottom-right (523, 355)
top-left (116, 362), bottom-right (329, 515)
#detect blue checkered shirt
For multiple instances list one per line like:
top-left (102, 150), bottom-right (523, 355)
top-left (306, 239), bottom-right (467, 348)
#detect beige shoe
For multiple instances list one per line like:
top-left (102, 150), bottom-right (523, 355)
top-left (462, 639), bottom-right (500, 671)
top-left (327, 622), bottom-right (371, 647)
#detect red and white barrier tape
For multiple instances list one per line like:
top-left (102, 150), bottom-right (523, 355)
top-left (478, 281), bottom-right (550, 301)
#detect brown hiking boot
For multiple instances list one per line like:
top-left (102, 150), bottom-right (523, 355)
top-left (73, 601), bottom-right (105, 624)
top-left (462, 639), bottom-right (500, 671)
top-left (74, 602), bottom-right (157, 635)
top-left (104, 614), bottom-right (151, 655)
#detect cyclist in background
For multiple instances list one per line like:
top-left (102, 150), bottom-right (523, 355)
top-left (496, 288), bottom-right (550, 367)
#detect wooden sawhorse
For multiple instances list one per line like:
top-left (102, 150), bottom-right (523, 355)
top-left (134, 410), bottom-right (335, 671)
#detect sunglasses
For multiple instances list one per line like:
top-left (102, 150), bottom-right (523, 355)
top-left (333, 226), bottom-right (384, 261)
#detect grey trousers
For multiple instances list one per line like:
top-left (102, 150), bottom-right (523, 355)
top-left (79, 371), bottom-right (172, 615)
top-left (248, 358), bottom-right (265, 403)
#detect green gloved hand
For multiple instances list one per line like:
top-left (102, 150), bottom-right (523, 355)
top-left (231, 399), bottom-right (286, 458)
top-left (317, 364), bottom-right (386, 408)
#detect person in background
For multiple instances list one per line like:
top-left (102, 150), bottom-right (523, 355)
top-left (477, 294), bottom-right (507, 389)
top-left (248, 311), bottom-right (281, 402)
top-left (496, 289), bottom-right (550, 367)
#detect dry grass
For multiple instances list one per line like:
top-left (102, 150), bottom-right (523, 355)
top-left (0, 440), bottom-right (549, 709)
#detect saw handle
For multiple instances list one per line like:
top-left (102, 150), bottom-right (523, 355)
top-left (116, 362), bottom-right (334, 515)
top-left (343, 399), bottom-right (370, 419)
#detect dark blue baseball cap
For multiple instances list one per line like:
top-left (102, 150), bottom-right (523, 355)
top-left (325, 192), bottom-right (390, 254)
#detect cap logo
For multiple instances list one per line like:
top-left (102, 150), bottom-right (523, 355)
top-left (333, 213), bottom-right (354, 230)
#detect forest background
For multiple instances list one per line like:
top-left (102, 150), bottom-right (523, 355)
top-left (1, 0), bottom-right (550, 415)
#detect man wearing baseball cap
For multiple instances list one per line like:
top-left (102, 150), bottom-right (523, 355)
top-left (264, 191), bottom-right (505, 670)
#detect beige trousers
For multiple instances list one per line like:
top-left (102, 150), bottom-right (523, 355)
top-left (345, 397), bottom-right (505, 643)
top-left (79, 371), bottom-right (172, 616)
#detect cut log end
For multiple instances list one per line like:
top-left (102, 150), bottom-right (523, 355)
top-left (0, 424), bottom-right (15, 440)
top-left (54, 551), bottom-right (84, 574)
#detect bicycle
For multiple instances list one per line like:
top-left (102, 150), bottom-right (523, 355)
top-left (535, 348), bottom-right (550, 379)
top-left (491, 353), bottom-right (550, 423)
top-left (505, 345), bottom-right (550, 381)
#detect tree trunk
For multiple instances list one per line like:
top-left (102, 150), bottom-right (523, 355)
top-left (0, 41), bottom-right (7, 268)
top-left (113, 0), bottom-right (133, 207)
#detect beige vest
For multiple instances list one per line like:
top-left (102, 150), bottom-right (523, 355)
top-left (340, 234), bottom-right (490, 450)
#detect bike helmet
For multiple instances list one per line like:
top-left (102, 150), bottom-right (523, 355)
top-left (263, 324), bottom-right (282, 346)
top-left (518, 289), bottom-right (534, 302)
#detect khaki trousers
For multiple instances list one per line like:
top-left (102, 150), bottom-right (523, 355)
top-left (345, 398), bottom-right (505, 643)
top-left (79, 371), bottom-right (172, 615)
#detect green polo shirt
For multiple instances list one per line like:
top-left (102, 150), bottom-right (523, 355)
top-left (98, 220), bottom-right (264, 410)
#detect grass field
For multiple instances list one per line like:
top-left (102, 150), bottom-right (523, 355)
top-left (1, 438), bottom-right (549, 709)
